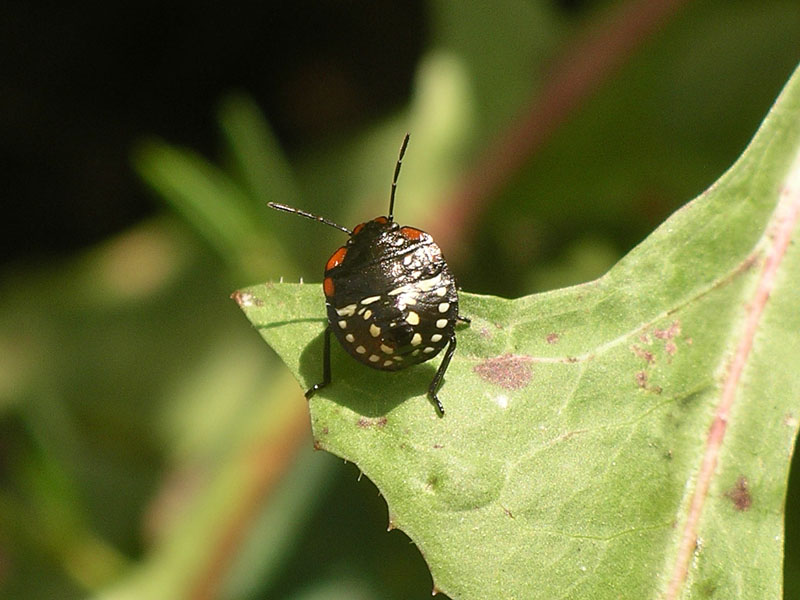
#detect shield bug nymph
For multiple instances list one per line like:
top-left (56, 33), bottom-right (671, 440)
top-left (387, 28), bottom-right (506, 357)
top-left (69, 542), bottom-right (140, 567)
top-left (269, 134), bottom-right (469, 415)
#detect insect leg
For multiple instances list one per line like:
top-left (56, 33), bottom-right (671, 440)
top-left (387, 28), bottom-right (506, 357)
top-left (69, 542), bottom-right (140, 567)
top-left (305, 325), bottom-right (332, 398)
top-left (457, 314), bottom-right (471, 324)
top-left (428, 334), bottom-right (457, 416)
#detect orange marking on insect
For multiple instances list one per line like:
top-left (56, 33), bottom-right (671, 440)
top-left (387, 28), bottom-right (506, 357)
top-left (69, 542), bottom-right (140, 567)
top-left (323, 277), bottom-right (335, 297)
top-left (373, 216), bottom-right (388, 224)
top-left (352, 223), bottom-right (365, 235)
top-left (400, 226), bottom-right (424, 240)
top-left (325, 246), bottom-right (347, 272)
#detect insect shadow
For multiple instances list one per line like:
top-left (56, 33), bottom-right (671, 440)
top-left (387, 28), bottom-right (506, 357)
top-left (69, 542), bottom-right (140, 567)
top-left (297, 329), bottom-right (441, 418)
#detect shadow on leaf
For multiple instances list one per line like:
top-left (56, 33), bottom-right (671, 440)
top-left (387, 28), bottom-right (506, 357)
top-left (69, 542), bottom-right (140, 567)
top-left (298, 330), bottom-right (443, 418)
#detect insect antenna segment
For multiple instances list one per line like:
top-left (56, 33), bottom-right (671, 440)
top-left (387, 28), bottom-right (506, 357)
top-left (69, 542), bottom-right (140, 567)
top-left (388, 133), bottom-right (410, 222)
top-left (267, 202), bottom-right (352, 235)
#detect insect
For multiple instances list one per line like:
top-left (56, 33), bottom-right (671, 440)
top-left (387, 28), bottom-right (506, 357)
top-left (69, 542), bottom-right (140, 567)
top-left (268, 134), bottom-right (469, 415)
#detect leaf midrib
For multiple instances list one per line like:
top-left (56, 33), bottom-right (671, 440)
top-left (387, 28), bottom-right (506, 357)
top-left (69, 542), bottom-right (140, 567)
top-left (664, 149), bottom-right (800, 598)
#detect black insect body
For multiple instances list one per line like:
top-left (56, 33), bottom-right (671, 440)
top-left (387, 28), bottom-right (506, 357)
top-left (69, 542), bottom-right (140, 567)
top-left (268, 134), bottom-right (468, 415)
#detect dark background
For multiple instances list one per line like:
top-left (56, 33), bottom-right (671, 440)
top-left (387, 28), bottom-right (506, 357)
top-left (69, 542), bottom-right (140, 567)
top-left (2, 2), bottom-right (427, 262)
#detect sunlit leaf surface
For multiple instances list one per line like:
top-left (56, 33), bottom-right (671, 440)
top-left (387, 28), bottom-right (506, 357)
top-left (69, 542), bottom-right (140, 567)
top-left (236, 67), bottom-right (800, 599)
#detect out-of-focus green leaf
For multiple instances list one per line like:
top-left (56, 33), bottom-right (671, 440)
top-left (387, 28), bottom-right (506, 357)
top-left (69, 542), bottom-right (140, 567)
top-left (132, 136), bottom-right (298, 281)
top-left (93, 372), bottom-right (327, 600)
top-left (286, 578), bottom-right (377, 600)
top-left (133, 141), bottom-right (264, 260)
top-left (479, 2), bottom-right (800, 298)
top-left (235, 66), bottom-right (800, 598)
top-left (428, 0), bottom-right (558, 133)
top-left (218, 93), bottom-right (302, 215)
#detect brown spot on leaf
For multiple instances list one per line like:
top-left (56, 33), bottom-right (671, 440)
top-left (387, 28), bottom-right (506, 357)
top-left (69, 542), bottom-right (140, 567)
top-left (473, 354), bottom-right (533, 390)
top-left (479, 326), bottom-right (492, 339)
top-left (635, 370), bottom-right (648, 388)
top-left (546, 332), bottom-right (560, 344)
top-left (654, 320), bottom-right (681, 340)
top-left (634, 370), bottom-right (662, 394)
top-left (665, 341), bottom-right (677, 356)
top-left (726, 476), bottom-right (752, 511)
top-left (357, 416), bottom-right (387, 429)
top-left (639, 333), bottom-right (652, 344)
top-left (632, 344), bottom-right (655, 363)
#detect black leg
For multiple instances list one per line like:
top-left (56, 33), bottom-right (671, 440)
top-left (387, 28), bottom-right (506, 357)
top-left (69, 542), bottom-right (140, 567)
top-left (428, 334), bottom-right (457, 416)
top-left (305, 326), bottom-right (332, 398)
top-left (457, 314), bottom-right (471, 324)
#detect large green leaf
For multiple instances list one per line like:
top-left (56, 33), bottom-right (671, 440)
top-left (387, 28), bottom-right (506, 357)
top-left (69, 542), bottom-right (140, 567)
top-left (235, 65), bottom-right (800, 599)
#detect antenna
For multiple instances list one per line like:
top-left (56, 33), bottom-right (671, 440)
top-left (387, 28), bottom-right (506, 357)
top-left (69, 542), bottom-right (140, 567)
top-left (388, 133), bottom-right (410, 222)
top-left (267, 202), bottom-right (352, 235)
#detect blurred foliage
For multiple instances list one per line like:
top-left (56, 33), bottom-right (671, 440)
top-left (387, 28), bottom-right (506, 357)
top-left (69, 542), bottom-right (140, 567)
top-left (1, 1), bottom-right (800, 599)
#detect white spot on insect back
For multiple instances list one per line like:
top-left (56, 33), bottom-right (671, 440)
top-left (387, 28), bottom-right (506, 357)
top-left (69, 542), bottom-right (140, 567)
top-left (345, 334), bottom-right (355, 343)
top-left (356, 346), bottom-right (366, 354)
top-left (383, 359), bottom-right (393, 367)
top-left (438, 302), bottom-right (450, 313)
top-left (338, 320), bottom-right (347, 329)
top-left (411, 333), bottom-right (422, 346)
top-left (336, 304), bottom-right (357, 317)
top-left (403, 255), bottom-right (413, 265)
top-left (436, 319), bottom-right (448, 329)
top-left (423, 347), bottom-right (435, 353)
top-left (396, 293), bottom-right (417, 312)
top-left (417, 274), bottom-right (442, 292)
top-left (363, 309), bottom-right (372, 320)
top-left (406, 311), bottom-right (420, 325)
top-left (369, 354), bottom-right (380, 362)
top-left (430, 333), bottom-right (443, 343)
top-left (435, 287), bottom-right (447, 297)
top-left (369, 324), bottom-right (381, 337)
top-left (361, 295), bottom-right (381, 305)
top-left (389, 282), bottom-right (420, 296)
top-left (380, 344), bottom-right (394, 354)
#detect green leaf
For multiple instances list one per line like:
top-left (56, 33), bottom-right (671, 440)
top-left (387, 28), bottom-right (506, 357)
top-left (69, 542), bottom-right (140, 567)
top-left (133, 139), bottom-right (264, 260)
top-left (218, 93), bottom-right (302, 214)
top-left (235, 64), bottom-right (800, 599)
